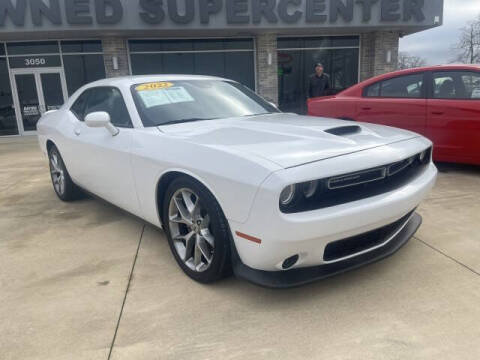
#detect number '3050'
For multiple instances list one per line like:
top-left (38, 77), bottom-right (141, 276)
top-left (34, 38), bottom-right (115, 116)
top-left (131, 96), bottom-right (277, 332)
top-left (24, 58), bottom-right (46, 66)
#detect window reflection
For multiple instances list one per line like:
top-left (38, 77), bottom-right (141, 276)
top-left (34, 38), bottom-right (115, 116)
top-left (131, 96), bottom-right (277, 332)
top-left (7, 41), bottom-right (59, 55)
top-left (129, 39), bottom-right (255, 91)
top-left (15, 74), bottom-right (40, 132)
top-left (278, 37), bottom-right (360, 114)
top-left (63, 54), bottom-right (106, 95)
top-left (0, 58), bottom-right (18, 136)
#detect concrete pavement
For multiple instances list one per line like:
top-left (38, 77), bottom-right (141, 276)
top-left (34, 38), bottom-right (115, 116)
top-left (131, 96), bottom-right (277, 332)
top-left (1, 136), bottom-right (479, 360)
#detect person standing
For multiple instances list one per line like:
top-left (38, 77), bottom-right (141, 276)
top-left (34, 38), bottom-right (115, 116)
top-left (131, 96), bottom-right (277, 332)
top-left (307, 63), bottom-right (331, 99)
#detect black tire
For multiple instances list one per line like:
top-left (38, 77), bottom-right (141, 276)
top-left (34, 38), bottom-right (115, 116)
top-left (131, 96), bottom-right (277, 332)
top-left (48, 144), bottom-right (82, 202)
top-left (162, 176), bottom-right (231, 283)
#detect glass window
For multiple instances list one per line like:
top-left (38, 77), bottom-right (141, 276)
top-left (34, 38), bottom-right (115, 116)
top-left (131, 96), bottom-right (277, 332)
top-left (131, 80), bottom-right (279, 127)
top-left (225, 52), bottom-right (255, 90)
top-left (277, 37), bottom-right (304, 49)
top-left (163, 53), bottom-right (194, 73)
top-left (304, 37), bottom-right (331, 49)
top-left (224, 39), bottom-right (254, 50)
top-left (195, 52), bottom-right (225, 77)
top-left (432, 74), bottom-right (455, 99)
top-left (7, 41), bottom-right (59, 55)
top-left (432, 71), bottom-right (480, 99)
top-left (130, 53), bottom-right (163, 75)
top-left (8, 55), bottom-right (61, 69)
top-left (461, 72), bottom-right (480, 99)
top-left (0, 43), bottom-right (5, 56)
top-left (63, 54), bottom-right (106, 96)
top-left (278, 36), bottom-right (360, 50)
top-left (331, 36), bottom-right (360, 47)
top-left (278, 47), bottom-right (359, 113)
top-left (14, 74), bottom-right (40, 132)
top-left (379, 73), bottom-right (424, 98)
top-left (365, 82), bottom-right (380, 97)
top-left (130, 44), bottom-right (255, 91)
top-left (194, 39), bottom-right (224, 51)
top-left (129, 38), bottom-right (253, 52)
top-left (61, 40), bottom-right (102, 53)
top-left (0, 58), bottom-right (18, 135)
top-left (41, 73), bottom-right (65, 112)
top-left (85, 87), bottom-right (132, 128)
top-left (129, 40), bottom-right (164, 52)
top-left (70, 90), bottom-right (92, 121)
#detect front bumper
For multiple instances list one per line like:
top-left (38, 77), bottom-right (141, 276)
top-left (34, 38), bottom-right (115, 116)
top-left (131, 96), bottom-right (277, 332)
top-left (232, 212), bottom-right (422, 288)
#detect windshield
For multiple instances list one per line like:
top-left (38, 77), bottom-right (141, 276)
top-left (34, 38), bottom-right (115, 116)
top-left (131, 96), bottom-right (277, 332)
top-left (131, 80), bottom-right (280, 126)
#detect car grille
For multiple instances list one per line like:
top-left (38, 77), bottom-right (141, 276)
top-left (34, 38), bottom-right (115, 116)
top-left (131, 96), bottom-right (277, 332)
top-left (282, 147), bottom-right (431, 213)
top-left (323, 210), bottom-right (415, 262)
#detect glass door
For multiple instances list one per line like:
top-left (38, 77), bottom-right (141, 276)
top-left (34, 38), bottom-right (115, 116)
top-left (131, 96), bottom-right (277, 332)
top-left (40, 72), bottom-right (66, 113)
top-left (14, 73), bottom-right (41, 133)
top-left (11, 68), bottom-right (67, 135)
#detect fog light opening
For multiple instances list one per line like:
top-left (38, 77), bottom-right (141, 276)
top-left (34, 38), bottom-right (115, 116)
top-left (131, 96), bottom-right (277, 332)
top-left (282, 254), bottom-right (299, 270)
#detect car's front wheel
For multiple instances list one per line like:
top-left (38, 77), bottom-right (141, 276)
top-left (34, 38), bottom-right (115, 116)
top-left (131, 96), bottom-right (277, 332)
top-left (48, 144), bottom-right (81, 201)
top-left (162, 176), bottom-right (231, 283)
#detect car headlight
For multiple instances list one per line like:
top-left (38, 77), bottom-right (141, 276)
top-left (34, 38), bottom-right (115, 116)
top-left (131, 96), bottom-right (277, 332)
top-left (280, 184), bottom-right (296, 206)
top-left (303, 180), bottom-right (318, 198)
top-left (419, 150), bottom-right (427, 162)
top-left (279, 180), bottom-right (322, 210)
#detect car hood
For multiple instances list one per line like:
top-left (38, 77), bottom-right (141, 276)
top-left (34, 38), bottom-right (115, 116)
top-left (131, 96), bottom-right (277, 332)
top-left (157, 113), bottom-right (420, 168)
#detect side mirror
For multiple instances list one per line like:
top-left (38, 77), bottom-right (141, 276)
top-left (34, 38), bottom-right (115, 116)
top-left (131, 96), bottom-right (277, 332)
top-left (84, 111), bottom-right (119, 136)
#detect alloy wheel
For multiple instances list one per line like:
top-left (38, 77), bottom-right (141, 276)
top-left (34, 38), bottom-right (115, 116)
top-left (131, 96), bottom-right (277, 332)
top-left (49, 151), bottom-right (65, 196)
top-left (168, 188), bottom-right (215, 272)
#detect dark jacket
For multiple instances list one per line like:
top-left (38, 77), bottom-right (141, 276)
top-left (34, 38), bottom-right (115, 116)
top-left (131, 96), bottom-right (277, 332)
top-left (308, 73), bottom-right (330, 98)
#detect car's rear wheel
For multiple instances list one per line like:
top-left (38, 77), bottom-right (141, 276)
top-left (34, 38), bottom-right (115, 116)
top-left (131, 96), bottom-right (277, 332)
top-left (162, 176), bottom-right (231, 283)
top-left (48, 145), bottom-right (82, 201)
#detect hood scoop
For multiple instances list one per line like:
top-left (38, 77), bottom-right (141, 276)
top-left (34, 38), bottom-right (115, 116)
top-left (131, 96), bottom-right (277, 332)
top-left (324, 125), bottom-right (362, 136)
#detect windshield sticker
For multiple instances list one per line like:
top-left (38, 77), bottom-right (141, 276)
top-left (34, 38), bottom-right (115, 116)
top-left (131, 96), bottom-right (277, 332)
top-left (137, 86), bottom-right (195, 108)
top-left (135, 82), bottom-right (173, 91)
top-left (165, 86), bottom-right (195, 103)
top-left (138, 89), bottom-right (171, 108)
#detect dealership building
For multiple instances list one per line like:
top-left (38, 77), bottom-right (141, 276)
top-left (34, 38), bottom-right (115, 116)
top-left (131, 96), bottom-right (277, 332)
top-left (0, 0), bottom-right (443, 136)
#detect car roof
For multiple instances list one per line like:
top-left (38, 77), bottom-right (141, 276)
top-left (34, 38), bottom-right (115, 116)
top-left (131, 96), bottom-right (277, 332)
top-left (86, 74), bottom-right (230, 88)
top-left (374, 64), bottom-right (480, 78)
top-left (339, 64), bottom-right (480, 96)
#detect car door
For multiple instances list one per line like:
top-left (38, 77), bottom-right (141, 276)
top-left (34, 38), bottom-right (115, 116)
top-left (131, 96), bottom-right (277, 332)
top-left (356, 72), bottom-right (427, 136)
top-left (427, 70), bottom-right (480, 164)
top-left (67, 86), bottom-right (141, 216)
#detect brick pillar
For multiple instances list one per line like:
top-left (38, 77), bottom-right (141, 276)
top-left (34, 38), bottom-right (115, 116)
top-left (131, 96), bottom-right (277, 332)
top-left (360, 31), bottom-right (399, 81)
top-left (101, 37), bottom-right (130, 78)
top-left (255, 33), bottom-right (278, 104)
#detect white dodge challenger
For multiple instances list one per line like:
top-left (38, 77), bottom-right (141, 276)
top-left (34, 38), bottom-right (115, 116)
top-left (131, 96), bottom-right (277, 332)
top-left (37, 75), bottom-right (437, 288)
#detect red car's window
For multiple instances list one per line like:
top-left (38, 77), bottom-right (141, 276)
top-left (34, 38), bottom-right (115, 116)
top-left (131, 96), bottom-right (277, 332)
top-left (364, 73), bottom-right (424, 99)
top-left (432, 71), bottom-right (480, 100)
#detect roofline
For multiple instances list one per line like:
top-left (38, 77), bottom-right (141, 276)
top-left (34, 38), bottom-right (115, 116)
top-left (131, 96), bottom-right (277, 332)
top-left (380, 64), bottom-right (480, 77)
top-left (88, 74), bottom-right (231, 86)
top-left (338, 64), bottom-right (480, 96)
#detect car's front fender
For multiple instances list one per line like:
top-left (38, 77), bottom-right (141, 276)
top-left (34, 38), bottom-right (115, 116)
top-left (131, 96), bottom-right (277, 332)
top-left (129, 129), bottom-right (281, 227)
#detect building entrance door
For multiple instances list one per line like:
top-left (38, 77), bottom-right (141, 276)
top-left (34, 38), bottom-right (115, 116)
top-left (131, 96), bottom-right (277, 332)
top-left (10, 68), bottom-right (68, 135)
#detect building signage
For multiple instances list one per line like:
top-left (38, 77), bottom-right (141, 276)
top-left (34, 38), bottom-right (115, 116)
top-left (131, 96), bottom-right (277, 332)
top-left (8, 55), bottom-right (61, 68)
top-left (0, 0), bottom-right (442, 30)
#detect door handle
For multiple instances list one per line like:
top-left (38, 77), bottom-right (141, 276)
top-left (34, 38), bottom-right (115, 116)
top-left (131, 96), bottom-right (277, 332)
top-left (74, 128), bottom-right (81, 136)
top-left (361, 107), bottom-right (372, 111)
top-left (431, 111), bottom-right (444, 115)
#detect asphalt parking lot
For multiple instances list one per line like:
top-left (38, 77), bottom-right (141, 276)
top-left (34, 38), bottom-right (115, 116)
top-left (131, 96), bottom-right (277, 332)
top-left (1, 136), bottom-right (480, 360)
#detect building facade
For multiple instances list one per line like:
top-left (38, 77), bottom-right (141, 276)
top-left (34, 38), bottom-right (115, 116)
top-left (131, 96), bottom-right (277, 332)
top-left (0, 0), bottom-right (443, 136)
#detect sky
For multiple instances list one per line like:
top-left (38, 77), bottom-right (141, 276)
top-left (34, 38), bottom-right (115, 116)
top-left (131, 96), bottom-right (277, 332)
top-left (399, 0), bottom-right (480, 64)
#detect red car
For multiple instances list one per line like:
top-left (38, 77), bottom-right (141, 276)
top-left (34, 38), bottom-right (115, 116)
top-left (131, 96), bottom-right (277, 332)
top-left (308, 65), bottom-right (480, 165)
